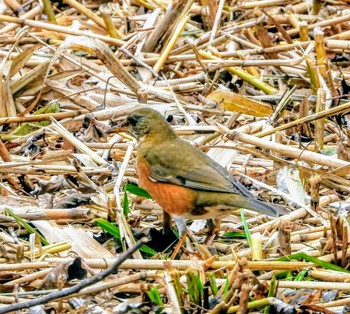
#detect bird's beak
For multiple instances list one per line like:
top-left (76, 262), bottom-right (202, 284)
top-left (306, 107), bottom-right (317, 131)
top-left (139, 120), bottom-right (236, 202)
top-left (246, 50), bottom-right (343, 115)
top-left (106, 120), bottom-right (130, 134)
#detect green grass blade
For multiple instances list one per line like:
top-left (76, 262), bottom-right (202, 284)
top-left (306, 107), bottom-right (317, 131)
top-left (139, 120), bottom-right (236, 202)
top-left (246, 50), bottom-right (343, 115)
top-left (147, 285), bottom-right (164, 306)
top-left (264, 276), bottom-right (276, 314)
top-left (223, 232), bottom-right (246, 238)
top-left (125, 183), bottom-right (152, 199)
top-left (278, 252), bottom-right (350, 273)
top-left (122, 191), bottom-right (130, 216)
top-left (240, 209), bottom-right (251, 247)
top-left (96, 218), bottom-right (156, 255)
top-left (208, 272), bottom-right (218, 296)
top-left (140, 244), bottom-right (156, 255)
top-left (5, 208), bottom-right (49, 245)
top-left (96, 218), bottom-right (120, 240)
top-left (294, 269), bottom-right (308, 281)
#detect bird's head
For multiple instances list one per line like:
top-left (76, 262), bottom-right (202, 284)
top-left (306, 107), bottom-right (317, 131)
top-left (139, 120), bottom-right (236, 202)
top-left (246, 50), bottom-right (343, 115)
top-left (107, 108), bottom-right (176, 143)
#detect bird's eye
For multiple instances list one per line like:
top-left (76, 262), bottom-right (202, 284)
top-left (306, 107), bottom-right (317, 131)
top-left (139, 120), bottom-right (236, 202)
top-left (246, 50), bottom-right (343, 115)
top-left (128, 116), bottom-right (138, 126)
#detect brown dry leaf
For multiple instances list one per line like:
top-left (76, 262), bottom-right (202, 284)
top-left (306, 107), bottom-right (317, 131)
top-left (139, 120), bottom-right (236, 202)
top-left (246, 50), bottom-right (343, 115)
top-left (207, 90), bottom-right (273, 117)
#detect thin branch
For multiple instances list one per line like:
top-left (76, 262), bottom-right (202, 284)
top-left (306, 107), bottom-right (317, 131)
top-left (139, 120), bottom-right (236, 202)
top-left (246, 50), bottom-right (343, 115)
top-left (0, 237), bottom-right (148, 314)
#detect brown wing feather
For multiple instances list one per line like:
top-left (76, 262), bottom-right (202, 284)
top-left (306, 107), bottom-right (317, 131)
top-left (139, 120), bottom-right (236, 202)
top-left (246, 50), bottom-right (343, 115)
top-left (144, 139), bottom-right (253, 197)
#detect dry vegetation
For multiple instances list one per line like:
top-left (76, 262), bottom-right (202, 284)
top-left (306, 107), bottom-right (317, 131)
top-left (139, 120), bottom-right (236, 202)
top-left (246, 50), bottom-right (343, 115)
top-left (1, 0), bottom-right (350, 313)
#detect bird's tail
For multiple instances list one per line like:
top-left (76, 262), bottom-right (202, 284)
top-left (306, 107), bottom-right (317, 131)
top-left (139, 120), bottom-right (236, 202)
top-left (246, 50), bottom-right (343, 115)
top-left (243, 197), bottom-right (287, 217)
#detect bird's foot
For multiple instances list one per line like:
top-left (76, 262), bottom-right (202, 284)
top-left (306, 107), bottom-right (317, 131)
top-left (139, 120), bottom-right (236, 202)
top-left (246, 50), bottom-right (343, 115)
top-left (134, 227), bottom-right (178, 252)
top-left (204, 233), bottom-right (217, 246)
top-left (173, 217), bottom-right (188, 237)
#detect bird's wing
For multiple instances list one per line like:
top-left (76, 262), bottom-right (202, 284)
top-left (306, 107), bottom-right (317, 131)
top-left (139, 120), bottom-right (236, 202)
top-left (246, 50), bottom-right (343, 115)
top-left (144, 140), bottom-right (254, 196)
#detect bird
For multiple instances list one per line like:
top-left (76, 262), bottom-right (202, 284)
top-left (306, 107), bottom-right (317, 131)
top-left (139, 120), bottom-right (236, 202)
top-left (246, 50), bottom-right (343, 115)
top-left (107, 108), bottom-right (286, 236)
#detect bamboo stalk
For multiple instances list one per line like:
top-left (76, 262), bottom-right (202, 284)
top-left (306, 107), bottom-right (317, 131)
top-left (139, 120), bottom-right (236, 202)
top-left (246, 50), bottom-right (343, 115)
top-left (113, 144), bottom-right (142, 260)
top-left (314, 88), bottom-right (325, 151)
top-left (4, 208), bottom-right (90, 220)
top-left (310, 269), bottom-right (350, 282)
top-left (0, 164), bottom-right (121, 176)
top-left (326, 39), bottom-right (350, 49)
top-left (164, 271), bottom-right (182, 313)
top-left (24, 242), bottom-right (72, 258)
top-left (312, 0), bottom-right (322, 15)
top-left (0, 259), bottom-right (314, 271)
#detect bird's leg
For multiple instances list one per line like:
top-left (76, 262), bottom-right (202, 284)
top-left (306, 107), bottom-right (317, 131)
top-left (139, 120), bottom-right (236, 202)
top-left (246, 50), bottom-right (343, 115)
top-left (162, 211), bottom-right (173, 235)
top-left (173, 217), bottom-right (187, 237)
top-left (207, 218), bottom-right (222, 235)
top-left (205, 218), bottom-right (222, 244)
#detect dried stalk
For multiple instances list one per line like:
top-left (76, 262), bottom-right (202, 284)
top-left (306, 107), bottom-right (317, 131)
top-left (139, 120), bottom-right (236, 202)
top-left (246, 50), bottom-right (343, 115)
top-left (255, 101), bottom-right (350, 138)
top-left (0, 4), bottom-right (43, 34)
top-left (63, 0), bottom-right (105, 29)
top-left (0, 14), bottom-right (124, 47)
top-left (199, 50), bottom-right (278, 94)
top-left (143, 0), bottom-right (188, 52)
top-left (0, 238), bottom-right (147, 314)
top-left (227, 131), bottom-right (349, 169)
top-left (60, 37), bottom-right (147, 103)
top-left (49, 118), bottom-right (107, 166)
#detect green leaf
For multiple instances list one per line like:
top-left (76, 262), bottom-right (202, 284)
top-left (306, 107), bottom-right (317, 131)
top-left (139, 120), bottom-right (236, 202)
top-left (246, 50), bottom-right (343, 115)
top-left (223, 232), bottom-right (246, 238)
top-left (96, 218), bottom-right (156, 256)
top-left (275, 270), bottom-right (292, 280)
top-left (171, 270), bottom-right (184, 307)
top-left (320, 148), bottom-right (337, 156)
top-left (125, 183), bottom-right (152, 199)
top-left (294, 269), bottom-right (308, 281)
top-left (96, 218), bottom-right (120, 240)
top-left (11, 102), bottom-right (60, 136)
top-left (208, 272), bottom-right (218, 296)
top-left (240, 210), bottom-right (251, 247)
top-left (5, 208), bottom-right (49, 245)
top-left (286, 271), bottom-right (294, 281)
top-left (147, 285), bottom-right (164, 306)
top-left (223, 276), bottom-right (230, 299)
top-left (140, 244), bottom-right (156, 255)
top-left (264, 276), bottom-right (277, 314)
top-left (123, 191), bottom-right (129, 216)
top-left (186, 270), bottom-right (204, 305)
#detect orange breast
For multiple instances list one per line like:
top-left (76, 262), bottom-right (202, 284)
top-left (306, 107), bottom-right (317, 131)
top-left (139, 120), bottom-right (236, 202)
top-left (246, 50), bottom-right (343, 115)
top-left (137, 159), bottom-right (195, 217)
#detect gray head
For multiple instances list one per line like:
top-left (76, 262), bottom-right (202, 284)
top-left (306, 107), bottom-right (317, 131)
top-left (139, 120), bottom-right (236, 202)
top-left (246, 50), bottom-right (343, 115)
top-left (108, 108), bottom-right (177, 141)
